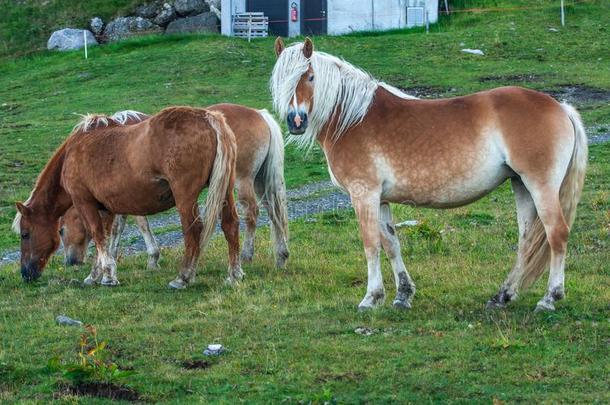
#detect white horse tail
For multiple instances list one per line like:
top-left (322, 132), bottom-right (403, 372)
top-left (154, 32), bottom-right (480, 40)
top-left (256, 109), bottom-right (290, 264)
top-left (519, 103), bottom-right (588, 290)
top-left (199, 110), bottom-right (237, 251)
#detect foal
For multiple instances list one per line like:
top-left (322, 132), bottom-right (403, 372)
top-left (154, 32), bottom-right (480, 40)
top-left (60, 104), bottom-right (289, 270)
top-left (13, 107), bottom-right (242, 289)
top-left (271, 38), bottom-right (587, 312)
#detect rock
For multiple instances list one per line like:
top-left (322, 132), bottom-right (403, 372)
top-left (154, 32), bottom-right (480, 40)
top-left (461, 48), bottom-right (485, 56)
top-left (203, 344), bottom-right (225, 356)
top-left (395, 220), bottom-right (418, 228)
top-left (103, 17), bottom-right (162, 42)
top-left (90, 17), bottom-right (104, 35)
top-left (165, 12), bottom-right (218, 34)
top-left (47, 28), bottom-right (98, 51)
top-left (354, 327), bottom-right (376, 336)
top-left (174, 0), bottom-right (208, 16)
top-left (205, 0), bottom-right (221, 18)
top-left (135, 1), bottom-right (162, 18)
top-left (56, 315), bottom-right (83, 326)
top-left (153, 3), bottom-right (177, 26)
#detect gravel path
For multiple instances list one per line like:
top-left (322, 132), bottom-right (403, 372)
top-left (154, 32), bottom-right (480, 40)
top-left (2, 131), bottom-right (608, 266)
top-left (0, 180), bottom-right (351, 266)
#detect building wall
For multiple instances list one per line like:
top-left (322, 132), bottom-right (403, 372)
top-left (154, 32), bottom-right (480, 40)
top-left (222, 0), bottom-right (438, 36)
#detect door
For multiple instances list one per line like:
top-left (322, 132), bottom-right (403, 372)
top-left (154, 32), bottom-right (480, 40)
top-left (246, 0), bottom-right (288, 37)
top-left (301, 0), bottom-right (327, 35)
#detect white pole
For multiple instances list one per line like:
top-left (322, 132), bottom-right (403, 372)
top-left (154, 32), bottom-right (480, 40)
top-left (83, 30), bottom-right (88, 59)
top-left (560, 0), bottom-right (565, 27)
top-left (425, 10), bottom-right (429, 33)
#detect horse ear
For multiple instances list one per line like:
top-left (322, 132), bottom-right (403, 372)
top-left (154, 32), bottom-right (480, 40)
top-left (303, 37), bottom-right (314, 58)
top-left (15, 202), bottom-right (30, 217)
top-left (274, 37), bottom-right (285, 57)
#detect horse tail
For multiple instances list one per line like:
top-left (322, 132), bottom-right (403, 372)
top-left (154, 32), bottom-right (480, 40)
top-left (198, 111), bottom-right (237, 251)
top-left (519, 103), bottom-right (588, 290)
top-left (255, 109), bottom-right (289, 261)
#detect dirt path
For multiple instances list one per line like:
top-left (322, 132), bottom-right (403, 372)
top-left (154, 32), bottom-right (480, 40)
top-left (2, 132), bottom-right (608, 266)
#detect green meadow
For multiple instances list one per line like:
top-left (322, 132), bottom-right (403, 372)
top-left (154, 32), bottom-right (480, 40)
top-left (0, 0), bottom-right (608, 402)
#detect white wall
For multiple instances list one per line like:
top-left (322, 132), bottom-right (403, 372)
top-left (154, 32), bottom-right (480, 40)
top-left (221, 0), bottom-right (246, 36)
top-left (328, 0), bottom-right (437, 35)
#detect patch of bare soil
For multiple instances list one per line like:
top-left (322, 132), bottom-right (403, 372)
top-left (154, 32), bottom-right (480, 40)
top-left (58, 382), bottom-right (140, 401)
top-left (546, 85), bottom-right (610, 104)
top-left (181, 359), bottom-right (212, 370)
top-left (479, 74), bottom-right (547, 83)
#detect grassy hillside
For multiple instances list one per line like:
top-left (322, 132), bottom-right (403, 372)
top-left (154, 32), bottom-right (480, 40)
top-left (0, 2), bottom-right (609, 401)
top-left (1, 0), bottom-right (609, 251)
top-left (0, 0), bottom-right (143, 58)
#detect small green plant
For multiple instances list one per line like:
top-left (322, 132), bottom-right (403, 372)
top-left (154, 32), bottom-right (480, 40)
top-left (48, 325), bottom-right (134, 385)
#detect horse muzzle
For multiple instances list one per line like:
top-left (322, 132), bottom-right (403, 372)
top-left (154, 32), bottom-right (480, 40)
top-left (21, 263), bottom-right (41, 282)
top-left (287, 110), bottom-right (308, 134)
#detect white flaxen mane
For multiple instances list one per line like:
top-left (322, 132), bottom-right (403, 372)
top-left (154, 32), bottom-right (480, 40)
top-left (73, 110), bottom-right (147, 132)
top-left (12, 110), bottom-right (148, 233)
top-left (270, 42), bottom-right (417, 149)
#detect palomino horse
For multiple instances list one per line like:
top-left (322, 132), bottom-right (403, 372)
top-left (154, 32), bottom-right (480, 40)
top-left (59, 104), bottom-right (289, 270)
top-left (271, 38), bottom-right (587, 312)
top-left (13, 106), bottom-right (242, 289)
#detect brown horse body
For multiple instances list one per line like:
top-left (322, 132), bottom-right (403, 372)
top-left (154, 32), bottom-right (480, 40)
top-left (14, 107), bottom-right (242, 289)
top-left (272, 38), bottom-right (587, 312)
top-left (60, 103), bottom-right (289, 271)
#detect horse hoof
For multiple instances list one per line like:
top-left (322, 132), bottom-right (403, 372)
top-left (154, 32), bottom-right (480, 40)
top-left (83, 276), bottom-right (98, 286)
top-left (535, 300), bottom-right (555, 313)
top-left (101, 278), bottom-right (120, 287)
top-left (485, 300), bottom-right (506, 310)
top-left (168, 278), bottom-right (187, 289)
top-left (392, 299), bottom-right (411, 310)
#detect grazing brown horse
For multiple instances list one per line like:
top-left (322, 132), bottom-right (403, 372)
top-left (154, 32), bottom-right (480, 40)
top-left (272, 38), bottom-right (587, 312)
top-left (59, 104), bottom-right (289, 271)
top-left (13, 106), bottom-right (242, 289)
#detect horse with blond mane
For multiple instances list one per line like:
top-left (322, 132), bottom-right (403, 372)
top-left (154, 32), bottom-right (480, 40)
top-left (59, 104), bottom-right (289, 272)
top-left (271, 38), bottom-right (587, 312)
top-left (13, 106), bottom-right (242, 289)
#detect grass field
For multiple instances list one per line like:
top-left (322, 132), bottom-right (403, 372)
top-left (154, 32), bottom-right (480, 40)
top-left (1, 0), bottom-right (609, 402)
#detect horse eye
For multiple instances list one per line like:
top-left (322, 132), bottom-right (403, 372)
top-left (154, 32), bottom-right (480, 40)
top-left (308, 75), bottom-right (314, 82)
top-left (21, 232), bottom-right (29, 240)
top-left (59, 228), bottom-right (64, 236)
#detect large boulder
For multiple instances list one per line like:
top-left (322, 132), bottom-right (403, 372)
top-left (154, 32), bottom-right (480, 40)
top-left (103, 16), bottom-right (162, 42)
top-left (47, 28), bottom-right (98, 51)
top-left (174, 0), bottom-right (208, 16)
top-left (90, 17), bottom-right (104, 35)
top-left (165, 12), bottom-right (218, 34)
top-left (135, 1), bottom-right (162, 18)
top-left (153, 3), bottom-right (177, 26)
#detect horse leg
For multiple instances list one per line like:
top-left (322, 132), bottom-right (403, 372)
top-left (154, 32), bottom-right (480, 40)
top-left (352, 192), bottom-right (385, 310)
top-left (379, 203), bottom-right (416, 309)
top-left (221, 189), bottom-right (244, 284)
top-left (108, 214), bottom-right (126, 259)
top-left (134, 216), bottom-right (160, 269)
top-left (237, 180), bottom-right (258, 264)
top-left (76, 203), bottom-right (119, 286)
top-left (255, 182), bottom-right (289, 269)
top-left (168, 193), bottom-right (203, 289)
top-left (487, 178), bottom-right (537, 309)
top-left (530, 187), bottom-right (570, 312)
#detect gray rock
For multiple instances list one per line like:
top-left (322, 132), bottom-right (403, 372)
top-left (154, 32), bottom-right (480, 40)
top-left (56, 315), bottom-right (83, 326)
top-left (103, 16), bottom-right (162, 42)
top-left (174, 0), bottom-right (208, 16)
top-left (165, 12), bottom-right (218, 34)
top-left (90, 17), bottom-right (104, 35)
top-left (203, 344), bottom-right (225, 356)
top-left (205, 0), bottom-right (221, 18)
top-left (135, 1), bottom-right (162, 18)
top-left (47, 28), bottom-right (98, 51)
top-left (153, 3), bottom-right (177, 26)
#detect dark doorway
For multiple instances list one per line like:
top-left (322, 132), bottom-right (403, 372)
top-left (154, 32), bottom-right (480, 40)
top-left (246, 0), bottom-right (288, 37)
top-left (301, 0), bottom-right (327, 35)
